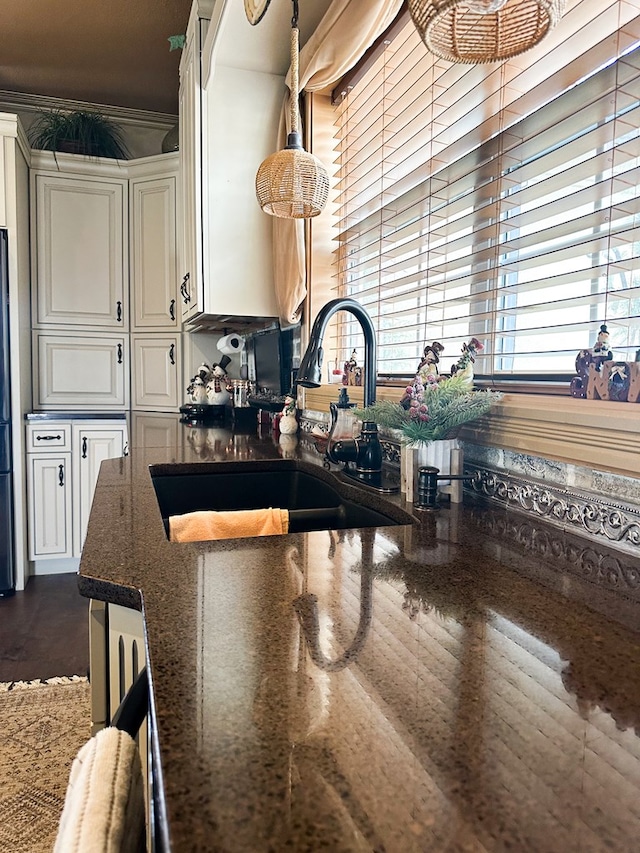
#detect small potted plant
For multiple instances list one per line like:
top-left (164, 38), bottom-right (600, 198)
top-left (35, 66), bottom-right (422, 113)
top-left (28, 109), bottom-right (129, 159)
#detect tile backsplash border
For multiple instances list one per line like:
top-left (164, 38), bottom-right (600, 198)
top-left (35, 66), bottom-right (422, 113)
top-left (301, 409), bottom-right (640, 559)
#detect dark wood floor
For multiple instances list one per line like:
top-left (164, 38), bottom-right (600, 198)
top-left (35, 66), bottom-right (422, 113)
top-left (0, 573), bottom-right (89, 683)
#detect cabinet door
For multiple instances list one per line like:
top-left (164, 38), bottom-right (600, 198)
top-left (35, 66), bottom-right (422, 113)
top-left (34, 173), bottom-right (127, 328)
top-left (131, 335), bottom-right (181, 411)
top-left (130, 177), bottom-right (178, 330)
top-left (35, 332), bottom-right (128, 410)
top-left (73, 425), bottom-right (127, 555)
top-left (27, 453), bottom-right (73, 559)
top-left (178, 17), bottom-right (208, 321)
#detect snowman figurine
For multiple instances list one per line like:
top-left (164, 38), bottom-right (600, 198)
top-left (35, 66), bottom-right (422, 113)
top-left (206, 356), bottom-right (231, 406)
top-left (188, 376), bottom-right (207, 404)
top-left (279, 395), bottom-right (298, 435)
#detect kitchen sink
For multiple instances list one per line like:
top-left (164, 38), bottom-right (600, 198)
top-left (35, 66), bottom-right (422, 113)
top-left (150, 460), bottom-right (411, 537)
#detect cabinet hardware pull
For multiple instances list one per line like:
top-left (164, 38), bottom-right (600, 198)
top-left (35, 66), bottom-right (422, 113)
top-left (36, 434), bottom-right (61, 441)
top-left (82, 436), bottom-right (88, 458)
top-left (123, 442), bottom-right (129, 457)
top-left (117, 343), bottom-right (123, 364)
top-left (169, 343), bottom-right (175, 365)
top-left (181, 273), bottom-right (191, 304)
top-left (58, 464), bottom-right (64, 487)
top-left (169, 298), bottom-right (176, 321)
top-left (116, 301), bottom-right (122, 322)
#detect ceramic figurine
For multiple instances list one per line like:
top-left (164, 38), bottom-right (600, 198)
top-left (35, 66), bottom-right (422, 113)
top-left (189, 377), bottom-right (207, 404)
top-left (279, 395), bottom-right (298, 435)
top-left (205, 356), bottom-right (232, 405)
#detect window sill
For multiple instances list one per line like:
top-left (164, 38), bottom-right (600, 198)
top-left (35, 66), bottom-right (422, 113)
top-left (303, 387), bottom-right (640, 479)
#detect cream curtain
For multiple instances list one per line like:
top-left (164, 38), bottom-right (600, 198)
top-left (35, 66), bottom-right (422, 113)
top-left (273, 0), bottom-right (405, 327)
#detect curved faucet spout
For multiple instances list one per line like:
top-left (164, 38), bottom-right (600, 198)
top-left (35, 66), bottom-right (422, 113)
top-left (297, 298), bottom-right (377, 407)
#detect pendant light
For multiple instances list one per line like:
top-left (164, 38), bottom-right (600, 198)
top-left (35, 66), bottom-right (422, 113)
top-left (408, 0), bottom-right (566, 65)
top-left (255, 0), bottom-right (330, 218)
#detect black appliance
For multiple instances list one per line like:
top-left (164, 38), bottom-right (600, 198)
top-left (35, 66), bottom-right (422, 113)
top-left (0, 230), bottom-right (13, 596)
top-left (249, 325), bottom-right (299, 397)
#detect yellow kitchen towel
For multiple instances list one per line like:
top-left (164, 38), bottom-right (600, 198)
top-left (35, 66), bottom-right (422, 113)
top-left (169, 508), bottom-right (290, 542)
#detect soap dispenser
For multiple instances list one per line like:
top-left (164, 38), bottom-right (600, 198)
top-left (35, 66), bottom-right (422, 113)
top-left (327, 387), bottom-right (358, 462)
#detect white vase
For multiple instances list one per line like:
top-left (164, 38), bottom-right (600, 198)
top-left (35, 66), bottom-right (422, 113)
top-left (401, 438), bottom-right (461, 503)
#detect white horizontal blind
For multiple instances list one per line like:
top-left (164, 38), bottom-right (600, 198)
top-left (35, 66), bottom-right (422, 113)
top-left (332, 0), bottom-right (640, 380)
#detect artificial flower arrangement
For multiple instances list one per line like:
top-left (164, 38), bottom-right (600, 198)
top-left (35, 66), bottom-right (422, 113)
top-left (355, 337), bottom-right (501, 446)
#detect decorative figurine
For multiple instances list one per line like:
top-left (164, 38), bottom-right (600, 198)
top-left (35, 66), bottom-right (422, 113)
top-left (188, 376), bottom-right (207, 404)
top-left (570, 324), bottom-right (613, 398)
top-left (278, 395), bottom-right (299, 435)
top-left (342, 350), bottom-right (363, 387)
top-left (400, 342), bottom-right (444, 414)
top-left (450, 337), bottom-right (483, 388)
top-left (205, 356), bottom-right (232, 406)
top-left (187, 356), bottom-right (232, 406)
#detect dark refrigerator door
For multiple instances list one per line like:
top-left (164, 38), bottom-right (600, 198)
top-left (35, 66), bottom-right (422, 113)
top-left (0, 229), bottom-right (13, 595)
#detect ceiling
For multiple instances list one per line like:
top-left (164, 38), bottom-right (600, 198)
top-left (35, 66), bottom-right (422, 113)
top-left (0, 0), bottom-right (334, 118)
top-left (0, 0), bottom-right (194, 116)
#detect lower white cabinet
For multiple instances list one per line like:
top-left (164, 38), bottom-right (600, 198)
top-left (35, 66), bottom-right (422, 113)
top-left (131, 335), bottom-right (181, 411)
top-left (34, 332), bottom-right (129, 410)
top-left (73, 424), bottom-right (128, 553)
top-left (26, 419), bottom-right (127, 561)
top-left (27, 452), bottom-right (73, 558)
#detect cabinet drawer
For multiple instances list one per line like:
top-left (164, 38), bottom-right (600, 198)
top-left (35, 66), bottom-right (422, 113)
top-left (27, 422), bottom-right (72, 451)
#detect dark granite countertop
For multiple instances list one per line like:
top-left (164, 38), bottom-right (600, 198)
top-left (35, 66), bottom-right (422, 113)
top-left (26, 411), bottom-right (127, 421)
top-left (78, 424), bottom-right (640, 852)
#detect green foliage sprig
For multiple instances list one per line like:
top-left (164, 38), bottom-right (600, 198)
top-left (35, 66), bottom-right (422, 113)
top-left (355, 374), bottom-right (501, 446)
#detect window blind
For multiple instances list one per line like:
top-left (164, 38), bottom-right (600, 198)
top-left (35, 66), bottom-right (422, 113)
top-left (330, 0), bottom-right (640, 381)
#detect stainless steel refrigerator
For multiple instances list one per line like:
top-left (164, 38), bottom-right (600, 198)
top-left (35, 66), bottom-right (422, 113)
top-left (0, 229), bottom-right (14, 596)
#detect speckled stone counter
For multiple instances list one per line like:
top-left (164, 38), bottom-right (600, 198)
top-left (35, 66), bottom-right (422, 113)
top-left (78, 425), bottom-right (640, 852)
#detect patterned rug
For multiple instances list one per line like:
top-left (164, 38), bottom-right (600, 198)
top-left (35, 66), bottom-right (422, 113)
top-left (0, 677), bottom-right (91, 853)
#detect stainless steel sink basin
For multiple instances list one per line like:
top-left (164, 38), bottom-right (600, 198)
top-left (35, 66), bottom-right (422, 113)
top-left (150, 459), bottom-right (411, 537)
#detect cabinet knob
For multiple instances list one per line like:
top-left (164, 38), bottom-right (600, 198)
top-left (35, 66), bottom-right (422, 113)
top-left (117, 343), bottom-right (123, 364)
top-left (169, 299), bottom-right (176, 321)
top-left (169, 343), bottom-right (175, 365)
top-left (116, 301), bottom-right (122, 322)
top-left (58, 464), bottom-right (64, 487)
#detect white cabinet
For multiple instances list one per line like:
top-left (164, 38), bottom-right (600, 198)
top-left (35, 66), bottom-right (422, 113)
top-left (26, 419), bottom-right (127, 561)
top-left (73, 424), bottom-right (127, 553)
top-left (27, 452), bottom-right (73, 559)
top-left (34, 332), bottom-right (129, 410)
top-left (130, 174), bottom-right (178, 330)
top-left (131, 335), bottom-right (181, 411)
top-left (32, 172), bottom-right (127, 329)
top-left (178, 0), bottom-right (212, 321)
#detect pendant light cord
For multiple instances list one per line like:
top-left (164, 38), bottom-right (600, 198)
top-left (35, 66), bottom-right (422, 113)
top-left (290, 0), bottom-right (300, 136)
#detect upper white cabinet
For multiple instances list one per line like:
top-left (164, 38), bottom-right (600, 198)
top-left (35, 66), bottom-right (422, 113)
top-left (30, 151), bottom-right (181, 413)
top-left (32, 172), bottom-right (127, 329)
top-left (178, 0), bottom-right (212, 322)
top-left (178, 0), bottom-right (280, 326)
top-left (130, 173), bottom-right (178, 331)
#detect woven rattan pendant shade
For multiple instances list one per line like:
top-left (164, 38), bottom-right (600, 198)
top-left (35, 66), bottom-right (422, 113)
top-left (256, 15), bottom-right (329, 219)
top-left (408, 0), bottom-right (566, 64)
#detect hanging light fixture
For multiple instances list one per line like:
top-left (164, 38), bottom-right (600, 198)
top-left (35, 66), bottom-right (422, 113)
top-left (408, 0), bottom-right (566, 64)
top-left (255, 0), bottom-right (330, 218)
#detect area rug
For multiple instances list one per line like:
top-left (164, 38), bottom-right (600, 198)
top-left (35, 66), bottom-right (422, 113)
top-left (0, 676), bottom-right (91, 853)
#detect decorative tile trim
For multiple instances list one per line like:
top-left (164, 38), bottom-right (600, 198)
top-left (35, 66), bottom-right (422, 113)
top-left (467, 465), bottom-right (640, 557)
top-left (464, 505), bottom-right (640, 602)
